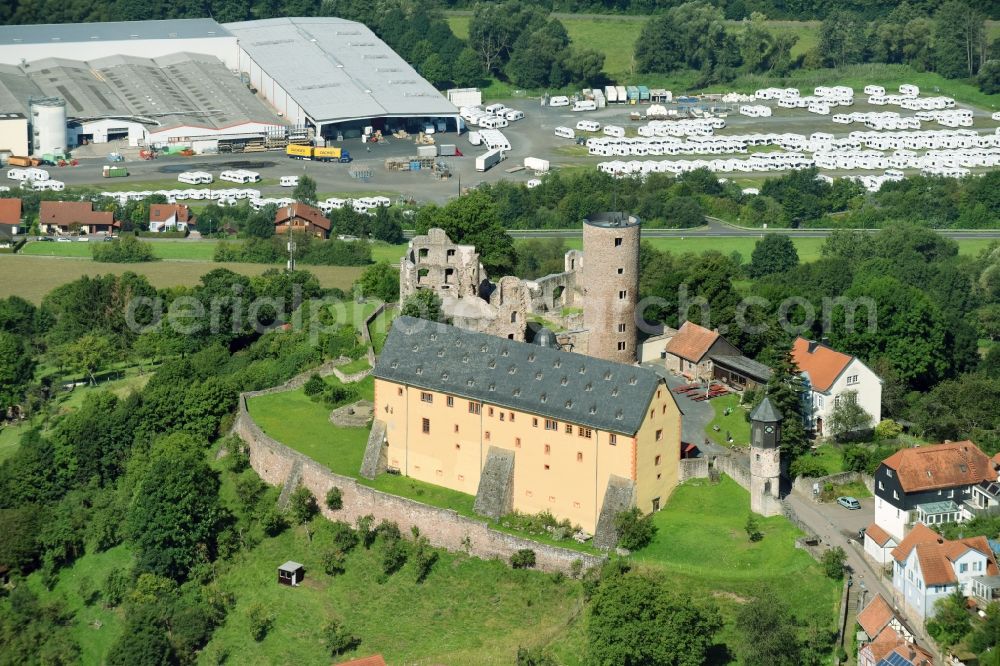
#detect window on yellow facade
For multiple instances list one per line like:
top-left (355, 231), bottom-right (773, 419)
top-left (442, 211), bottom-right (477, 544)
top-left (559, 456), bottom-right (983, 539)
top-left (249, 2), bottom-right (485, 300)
top-left (655, 454), bottom-right (661, 465)
top-left (578, 427), bottom-right (592, 438)
top-left (422, 418), bottom-right (430, 434)
top-left (544, 464), bottom-right (550, 470)
top-left (656, 429), bottom-right (663, 441)
top-left (544, 444), bottom-right (551, 454)
top-left (509, 412), bottom-right (515, 421)
top-left (533, 417), bottom-right (538, 427)
top-left (564, 424), bottom-right (573, 434)
top-left (397, 387), bottom-right (403, 396)
top-left (488, 407), bottom-right (494, 417)
top-left (515, 437), bottom-right (521, 448)
top-left (455, 443), bottom-right (460, 450)
top-left (662, 404), bottom-right (666, 414)
top-left (485, 431), bottom-right (491, 440)
top-left (609, 433), bottom-right (617, 445)
top-left (469, 402), bottom-right (481, 415)
top-left (499, 412), bottom-right (505, 421)
top-left (577, 452), bottom-right (583, 462)
top-left (454, 424), bottom-right (459, 433)
top-left (421, 392), bottom-right (433, 403)
top-left (545, 419), bottom-right (557, 431)
top-left (447, 396), bottom-right (454, 407)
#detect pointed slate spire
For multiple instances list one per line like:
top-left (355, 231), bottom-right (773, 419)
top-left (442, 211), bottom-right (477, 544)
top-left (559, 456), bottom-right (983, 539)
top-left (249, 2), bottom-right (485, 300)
top-left (750, 396), bottom-right (783, 424)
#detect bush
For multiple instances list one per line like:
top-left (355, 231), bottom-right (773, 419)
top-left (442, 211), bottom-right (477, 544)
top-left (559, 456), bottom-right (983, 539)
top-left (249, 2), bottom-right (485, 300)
top-left (322, 548), bottom-right (347, 576)
top-left (288, 486), bottom-right (319, 525)
top-left (323, 619), bottom-right (360, 656)
top-left (325, 486), bottom-right (343, 511)
top-left (874, 419), bottom-right (903, 441)
top-left (91, 235), bottom-right (157, 263)
top-left (412, 536), bottom-right (438, 583)
top-left (822, 546), bottom-right (847, 579)
top-left (328, 521), bottom-right (358, 552)
top-left (745, 515), bottom-right (763, 542)
top-left (303, 374), bottom-right (325, 396)
top-left (259, 507), bottom-right (287, 537)
top-left (614, 507), bottom-right (657, 551)
top-left (102, 569), bottom-right (130, 607)
top-left (246, 603), bottom-right (273, 642)
top-left (380, 537), bottom-right (408, 578)
top-left (790, 455), bottom-right (828, 479)
top-left (511, 549), bottom-right (536, 569)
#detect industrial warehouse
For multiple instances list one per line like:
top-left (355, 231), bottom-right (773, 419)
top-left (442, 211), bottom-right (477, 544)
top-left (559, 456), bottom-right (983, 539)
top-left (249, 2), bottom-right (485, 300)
top-left (0, 17), bottom-right (459, 157)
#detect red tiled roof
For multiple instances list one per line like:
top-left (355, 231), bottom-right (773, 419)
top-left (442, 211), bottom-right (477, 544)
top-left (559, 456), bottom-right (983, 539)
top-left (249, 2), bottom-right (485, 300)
top-left (39, 201), bottom-right (114, 228)
top-left (882, 441), bottom-right (992, 493)
top-left (892, 523), bottom-right (941, 563)
top-left (336, 657), bottom-right (387, 666)
top-left (893, 525), bottom-right (997, 586)
top-left (149, 203), bottom-right (190, 224)
top-left (664, 321), bottom-right (719, 363)
top-left (0, 198), bottom-right (21, 225)
top-left (791, 337), bottom-right (853, 392)
top-left (857, 593), bottom-right (894, 637)
top-left (863, 627), bottom-right (933, 666)
top-left (274, 202), bottom-right (330, 231)
top-left (944, 536), bottom-right (999, 575)
top-left (915, 542), bottom-right (957, 586)
top-left (865, 522), bottom-right (895, 547)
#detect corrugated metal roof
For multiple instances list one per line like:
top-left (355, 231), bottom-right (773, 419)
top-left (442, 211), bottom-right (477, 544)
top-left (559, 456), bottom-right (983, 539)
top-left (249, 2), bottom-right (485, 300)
top-left (374, 317), bottom-right (662, 436)
top-left (0, 18), bottom-right (231, 46)
top-left (225, 17), bottom-right (458, 124)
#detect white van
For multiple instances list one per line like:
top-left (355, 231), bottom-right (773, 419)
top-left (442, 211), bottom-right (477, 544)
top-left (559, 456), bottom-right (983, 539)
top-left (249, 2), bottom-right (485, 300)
top-left (549, 96), bottom-right (570, 107)
top-left (554, 126), bottom-right (576, 139)
top-left (505, 109), bottom-right (524, 121)
top-left (576, 120), bottom-right (600, 132)
top-left (572, 100), bottom-right (597, 112)
top-left (279, 176), bottom-right (299, 187)
top-left (603, 125), bottom-right (625, 138)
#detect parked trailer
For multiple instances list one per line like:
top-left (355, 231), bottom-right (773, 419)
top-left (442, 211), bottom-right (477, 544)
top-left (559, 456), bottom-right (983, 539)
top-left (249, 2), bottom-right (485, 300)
top-left (279, 176), bottom-right (299, 187)
top-left (554, 126), bottom-right (576, 139)
top-left (439, 144), bottom-right (458, 157)
top-left (315, 147), bottom-right (351, 162)
top-left (605, 85), bottom-right (618, 104)
top-left (549, 96), bottom-right (570, 107)
top-left (178, 171), bottom-right (213, 185)
top-left (573, 100), bottom-right (597, 112)
top-left (524, 157), bottom-right (550, 173)
top-left (615, 86), bottom-right (627, 103)
top-left (286, 144), bottom-right (313, 159)
top-left (476, 148), bottom-right (505, 172)
top-left (626, 86), bottom-right (640, 103)
top-left (478, 129), bottom-right (511, 151)
top-left (638, 85), bottom-right (651, 102)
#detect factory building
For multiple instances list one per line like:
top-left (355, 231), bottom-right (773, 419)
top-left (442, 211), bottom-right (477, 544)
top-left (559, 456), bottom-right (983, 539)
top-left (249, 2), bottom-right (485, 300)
top-left (0, 112), bottom-right (28, 156)
top-left (0, 17), bottom-right (458, 155)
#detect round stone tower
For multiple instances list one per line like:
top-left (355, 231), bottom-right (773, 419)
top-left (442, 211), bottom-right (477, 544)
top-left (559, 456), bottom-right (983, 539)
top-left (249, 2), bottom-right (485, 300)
top-left (581, 212), bottom-right (640, 364)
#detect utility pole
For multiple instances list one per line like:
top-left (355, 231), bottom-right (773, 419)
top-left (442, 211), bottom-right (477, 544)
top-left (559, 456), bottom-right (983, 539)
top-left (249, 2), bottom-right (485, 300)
top-left (286, 206), bottom-right (296, 272)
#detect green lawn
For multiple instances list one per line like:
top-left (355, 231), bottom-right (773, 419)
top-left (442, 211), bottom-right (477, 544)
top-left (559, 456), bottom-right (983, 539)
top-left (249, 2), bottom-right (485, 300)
top-left (22, 239), bottom-right (225, 261)
top-left (370, 242), bottom-right (407, 264)
top-left (336, 356), bottom-right (371, 375)
top-left (0, 421), bottom-right (25, 463)
top-left (204, 520), bottom-right (585, 665)
top-left (633, 477), bottom-right (841, 646)
top-left (22, 545), bottom-right (133, 665)
top-left (705, 393), bottom-right (751, 447)
top-left (565, 235), bottom-right (828, 262)
top-left (808, 443), bottom-right (848, 476)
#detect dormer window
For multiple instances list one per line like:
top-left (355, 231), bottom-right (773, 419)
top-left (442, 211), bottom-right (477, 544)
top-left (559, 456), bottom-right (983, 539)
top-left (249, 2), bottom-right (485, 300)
top-left (611, 388), bottom-right (619, 397)
top-left (565, 400), bottom-right (573, 409)
top-left (604, 371), bottom-right (612, 380)
top-left (540, 393), bottom-right (547, 403)
top-left (560, 377), bottom-right (568, 386)
top-left (415, 366), bottom-right (423, 375)
top-left (628, 376), bottom-right (637, 385)
top-left (508, 365), bottom-right (517, 375)
top-left (553, 359), bottom-right (561, 368)
top-left (488, 360), bottom-right (496, 369)
top-left (528, 353), bottom-right (536, 362)
top-left (535, 371), bottom-right (543, 380)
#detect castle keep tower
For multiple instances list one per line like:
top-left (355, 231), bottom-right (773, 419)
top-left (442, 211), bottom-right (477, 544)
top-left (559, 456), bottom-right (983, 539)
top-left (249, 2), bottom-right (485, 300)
top-left (749, 396), bottom-right (783, 517)
top-left (581, 212), bottom-right (640, 363)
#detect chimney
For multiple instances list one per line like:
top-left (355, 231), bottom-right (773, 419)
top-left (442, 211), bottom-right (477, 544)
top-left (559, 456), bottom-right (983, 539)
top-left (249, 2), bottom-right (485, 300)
top-left (807, 340), bottom-right (819, 353)
top-left (821, 336), bottom-right (831, 347)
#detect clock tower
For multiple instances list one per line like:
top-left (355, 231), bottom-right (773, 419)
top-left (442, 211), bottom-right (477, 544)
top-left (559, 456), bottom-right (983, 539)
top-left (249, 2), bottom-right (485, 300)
top-left (749, 396), bottom-right (783, 516)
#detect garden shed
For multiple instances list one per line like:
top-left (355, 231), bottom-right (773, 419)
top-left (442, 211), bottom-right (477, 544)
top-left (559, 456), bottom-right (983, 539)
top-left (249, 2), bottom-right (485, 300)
top-left (277, 561), bottom-right (305, 586)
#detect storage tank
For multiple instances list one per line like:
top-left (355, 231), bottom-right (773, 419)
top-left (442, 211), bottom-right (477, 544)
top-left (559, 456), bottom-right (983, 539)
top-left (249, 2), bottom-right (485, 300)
top-left (30, 97), bottom-right (67, 156)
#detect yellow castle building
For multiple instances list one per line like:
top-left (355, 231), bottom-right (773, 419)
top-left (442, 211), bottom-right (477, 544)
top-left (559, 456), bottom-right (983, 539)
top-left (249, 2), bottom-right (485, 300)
top-left (372, 316), bottom-right (682, 539)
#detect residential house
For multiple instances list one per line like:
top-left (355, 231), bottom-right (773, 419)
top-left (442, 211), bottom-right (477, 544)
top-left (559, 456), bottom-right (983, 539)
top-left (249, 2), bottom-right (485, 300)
top-left (273, 202), bottom-right (330, 238)
top-left (662, 321), bottom-right (740, 382)
top-left (891, 523), bottom-right (998, 620)
top-left (857, 593), bottom-right (913, 645)
top-left (791, 337), bottom-right (882, 437)
top-left (0, 198), bottom-right (21, 241)
top-left (864, 522), bottom-right (900, 570)
top-left (39, 201), bottom-right (117, 235)
top-left (148, 203), bottom-right (194, 233)
top-left (858, 625), bottom-right (933, 666)
top-left (874, 441), bottom-right (999, 541)
top-left (373, 317), bottom-right (683, 535)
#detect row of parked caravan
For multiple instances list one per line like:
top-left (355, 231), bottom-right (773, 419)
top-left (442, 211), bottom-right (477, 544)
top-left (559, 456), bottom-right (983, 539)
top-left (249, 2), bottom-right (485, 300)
top-left (738, 105), bottom-right (772, 118)
top-left (315, 196), bottom-right (391, 215)
top-left (100, 188), bottom-right (262, 205)
top-left (7, 167), bottom-right (50, 182)
top-left (459, 104), bottom-right (524, 129)
top-left (868, 94), bottom-right (955, 109)
top-left (178, 171), bottom-right (214, 185)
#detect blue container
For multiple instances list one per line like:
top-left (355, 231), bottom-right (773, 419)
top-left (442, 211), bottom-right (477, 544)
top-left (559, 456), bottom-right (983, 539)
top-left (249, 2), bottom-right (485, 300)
top-left (410, 161), bottom-right (420, 171)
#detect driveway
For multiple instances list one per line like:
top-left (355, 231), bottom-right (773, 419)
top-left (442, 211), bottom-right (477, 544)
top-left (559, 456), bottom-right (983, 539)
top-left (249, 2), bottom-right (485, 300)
top-left (644, 364), bottom-right (729, 458)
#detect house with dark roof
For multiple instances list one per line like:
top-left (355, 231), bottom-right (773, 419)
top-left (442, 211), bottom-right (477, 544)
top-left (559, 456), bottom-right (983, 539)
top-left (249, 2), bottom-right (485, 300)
top-left (274, 202), bottom-right (330, 238)
top-left (0, 198), bottom-right (21, 241)
top-left (373, 316), bottom-right (683, 535)
top-left (891, 522), bottom-right (999, 620)
top-left (39, 201), bottom-right (117, 235)
top-left (149, 203), bottom-right (193, 233)
top-left (791, 337), bottom-right (882, 437)
top-left (874, 441), bottom-right (1000, 541)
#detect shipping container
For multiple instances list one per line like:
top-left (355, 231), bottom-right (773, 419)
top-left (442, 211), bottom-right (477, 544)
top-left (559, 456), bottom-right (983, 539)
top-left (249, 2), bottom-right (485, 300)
top-left (102, 165), bottom-right (128, 178)
top-left (314, 147), bottom-right (342, 161)
top-left (638, 85), bottom-right (651, 102)
top-left (605, 86), bottom-right (618, 104)
top-left (439, 144), bottom-right (458, 157)
top-left (615, 86), bottom-right (627, 103)
top-left (626, 86), bottom-right (640, 103)
top-left (286, 144), bottom-right (313, 159)
top-left (475, 148), bottom-right (505, 172)
top-left (417, 145), bottom-right (438, 158)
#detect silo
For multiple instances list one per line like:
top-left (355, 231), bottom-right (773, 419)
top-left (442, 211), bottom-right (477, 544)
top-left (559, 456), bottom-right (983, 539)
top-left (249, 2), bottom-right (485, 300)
top-left (30, 97), bottom-right (67, 156)
top-left (581, 212), bottom-right (640, 364)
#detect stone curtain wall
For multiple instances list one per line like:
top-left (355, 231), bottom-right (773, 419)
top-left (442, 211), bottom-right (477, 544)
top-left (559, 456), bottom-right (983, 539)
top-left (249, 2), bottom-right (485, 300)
top-left (792, 471), bottom-right (876, 496)
top-left (713, 455), bottom-right (752, 491)
top-left (236, 394), bottom-right (604, 573)
top-left (679, 457), bottom-right (709, 482)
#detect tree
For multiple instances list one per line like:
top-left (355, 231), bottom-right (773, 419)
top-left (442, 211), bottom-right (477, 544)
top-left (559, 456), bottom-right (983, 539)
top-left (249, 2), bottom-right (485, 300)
top-left (106, 603), bottom-right (175, 666)
top-left (244, 212), bottom-right (275, 239)
top-left (634, 2), bottom-right (728, 74)
top-left (826, 391), bottom-right (874, 439)
top-left (323, 618), bottom-right (360, 656)
top-left (749, 234), bottom-right (799, 278)
top-left (0, 331), bottom-right (34, 414)
top-left (927, 589), bottom-right (973, 646)
top-left (125, 433), bottom-right (224, 580)
top-left (934, 1), bottom-right (988, 79)
top-left (91, 235), bottom-right (157, 263)
top-left (587, 571), bottom-right (722, 666)
top-left (822, 547), bottom-right (846, 579)
top-left (510, 549), bottom-right (536, 569)
top-left (757, 349), bottom-right (809, 462)
top-left (293, 175), bottom-right (317, 204)
top-left (401, 289), bottom-right (445, 323)
top-left (745, 514), bottom-right (763, 542)
top-left (414, 191), bottom-right (516, 275)
top-left (357, 261), bottom-right (400, 303)
top-left (58, 333), bottom-right (116, 385)
top-left (614, 507), bottom-right (657, 551)
top-left (734, 590), bottom-right (802, 666)
top-left (246, 602), bottom-right (274, 642)
top-left (451, 48), bottom-right (484, 87)
top-left (420, 53), bottom-right (451, 87)
top-left (325, 486), bottom-right (343, 511)
top-left (819, 9), bottom-right (865, 67)
top-left (968, 602), bottom-right (1000, 658)
top-left (978, 59), bottom-right (1000, 93)
top-left (288, 486), bottom-right (319, 525)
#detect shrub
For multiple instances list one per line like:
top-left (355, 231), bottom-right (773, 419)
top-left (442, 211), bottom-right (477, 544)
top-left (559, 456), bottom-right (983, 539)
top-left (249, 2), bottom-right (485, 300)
top-left (874, 419), bottom-right (903, 441)
top-left (91, 235), bottom-right (157, 263)
top-left (822, 547), bottom-right (847, 579)
top-left (328, 521), bottom-right (358, 553)
top-left (322, 549), bottom-right (347, 576)
top-left (288, 486), bottom-right (319, 525)
top-left (102, 569), bottom-right (130, 607)
top-left (614, 507), bottom-right (657, 551)
top-left (790, 455), bottom-right (828, 479)
top-left (412, 536), bottom-right (438, 583)
top-left (323, 619), bottom-right (360, 656)
top-left (246, 602), bottom-right (273, 642)
top-left (356, 514), bottom-right (376, 548)
top-left (325, 486), bottom-right (343, 511)
top-left (303, 373), bottom-right (325, 396)
top-left (511, 549), bottom-right (536, 569)
top-left (380, 537), bottom-right (408, 578)
top-left (745, 515), bottom-right (763, 542)
top-left (259, 507), bottom-right (287, 537)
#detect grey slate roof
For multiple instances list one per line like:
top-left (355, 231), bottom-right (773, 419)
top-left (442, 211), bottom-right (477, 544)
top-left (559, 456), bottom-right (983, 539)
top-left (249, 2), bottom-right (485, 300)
top-left (224, 17), bottom-right (458, 124)
top-left (710, 353), bottom-right (774, 382)
top-left (375, 317), bottom-right (664, 436)
top-left (750, 396), bottom-right (783, 423)
top-left (0, 18), bottom-right (230, 45)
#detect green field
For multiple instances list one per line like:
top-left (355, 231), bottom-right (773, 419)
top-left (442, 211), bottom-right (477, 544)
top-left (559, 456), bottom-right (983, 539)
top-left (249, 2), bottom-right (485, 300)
top-left (370, 242), bottom-right (407, 263)
top-left (633, 476), bottom-right (841, 646)
top-left (0, 422), bottom-right (24, 463)
top-left (705, 393), bottom-right (751, 447)
top-left (22, 239), bottom-right (223, 261)
top-left (0, 255), bottom-right (363, 304)
top-left (565, 235), bottom-right (828, 262)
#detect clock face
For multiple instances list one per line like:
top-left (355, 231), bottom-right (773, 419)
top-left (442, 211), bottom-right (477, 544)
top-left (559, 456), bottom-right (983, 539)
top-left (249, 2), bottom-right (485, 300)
top-left (764, 425), bottom-right (775, 434)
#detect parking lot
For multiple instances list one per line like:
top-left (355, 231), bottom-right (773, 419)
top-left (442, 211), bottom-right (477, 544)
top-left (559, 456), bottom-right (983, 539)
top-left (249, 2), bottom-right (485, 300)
top-left (15, 88), bottom-right (1000, 205)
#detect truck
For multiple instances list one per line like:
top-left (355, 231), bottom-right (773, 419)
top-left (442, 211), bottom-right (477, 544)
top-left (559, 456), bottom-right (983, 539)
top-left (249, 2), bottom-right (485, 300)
top-left (102, 165), bottom-right (128, 178)
top-left (315, 147), bottom-right (351, 162)
top-left (286, 144), bottom-right (313, 159)
top-left (475, 148), bottom-right (504, 172)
